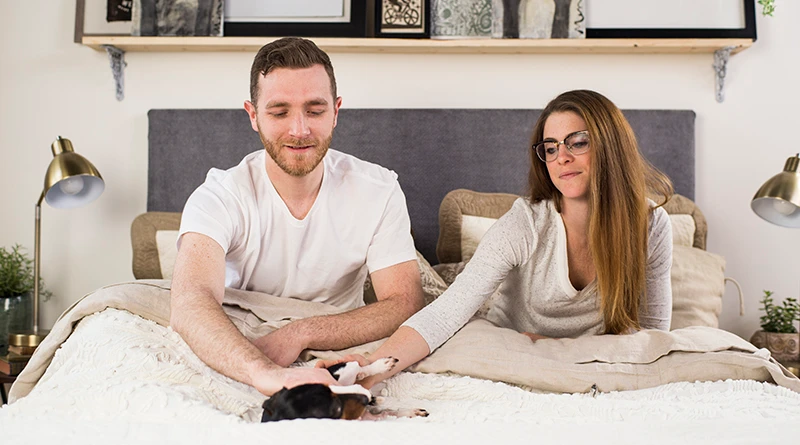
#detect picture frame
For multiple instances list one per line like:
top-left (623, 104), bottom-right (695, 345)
top-left (374, 0), bottom-right (430, 38)
top-left (223, 0), bottom-right (369, 37)
top-left (586, 0), bottom-right (756, 40)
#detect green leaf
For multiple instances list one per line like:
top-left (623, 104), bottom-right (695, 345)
top-left (0, 244), bottom-right (52, 301)
top-left (758, 0), bottom-right (775, 16)
top-left (759, 290), bottom-right (800, 333)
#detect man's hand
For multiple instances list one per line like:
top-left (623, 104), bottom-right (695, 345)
top-left (253, 326), bottom-right (308, 367)
top-left (252, 366), bottom-right (338, 397)
top-left (521, 332), bottom-right (550, 342)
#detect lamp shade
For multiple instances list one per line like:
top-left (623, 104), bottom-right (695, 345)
top-left (43, 137), bottom-right (105, 209)
top-left (751, 154), bottom-right (800, 228)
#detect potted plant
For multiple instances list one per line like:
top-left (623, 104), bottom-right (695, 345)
top-left (759, 0), bottom-right (775, 16)
top-left (750, 290), bottom-right (800, 362)
top-left (0, 244), bottom-right (49, 355)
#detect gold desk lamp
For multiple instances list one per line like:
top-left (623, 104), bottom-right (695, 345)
top-left (751, 154), bottom-right (800, 374)
top-left (8, 136), bottom-right (104, 347)
top-left (751, 154), bottom-right (800, 227)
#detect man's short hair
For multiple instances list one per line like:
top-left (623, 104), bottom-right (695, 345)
top-left (249, 37), bottom-right (337, 106)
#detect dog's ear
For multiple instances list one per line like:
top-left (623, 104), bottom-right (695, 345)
top-left (261, 387), bottom-right (290, 422)
top-left (337, 394), bottom-right (370, 420)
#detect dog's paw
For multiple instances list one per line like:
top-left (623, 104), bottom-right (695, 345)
top-left (357, 357), bottom-right (398, 380)
top-left (373, 357), bottom-right (398, 370)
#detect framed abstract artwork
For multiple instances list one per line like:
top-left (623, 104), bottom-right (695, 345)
top-left (223, 0), bottom-right (369, 37)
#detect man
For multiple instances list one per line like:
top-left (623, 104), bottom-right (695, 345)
top-left (170, 37), bottom-right (424, 397)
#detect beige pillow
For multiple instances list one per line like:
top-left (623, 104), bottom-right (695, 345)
top-left (437, 189), bottom-right (519, 264)
top-left (432, 262), bottom-right (467, 287)
top-left (131, 212), bottom-right (182, 279)
top-left (670, 244), bottom-right (726, 329)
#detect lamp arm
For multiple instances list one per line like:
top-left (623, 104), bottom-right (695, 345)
top-left (34, 190), bottom-right (44, 335)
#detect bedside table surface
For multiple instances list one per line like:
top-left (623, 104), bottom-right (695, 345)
top-left (0, 373), bottom-right (16, 384)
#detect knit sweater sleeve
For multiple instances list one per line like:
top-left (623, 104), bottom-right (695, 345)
top-left (639, 205), bottom-right (673, 330)
top-left (402, 199), bottom-right (536, 352)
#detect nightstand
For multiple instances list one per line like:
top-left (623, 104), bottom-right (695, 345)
top-left (1, 372), bottom-right (15, 405)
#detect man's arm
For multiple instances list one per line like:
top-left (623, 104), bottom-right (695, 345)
top-left (170, 232), bottom-right (336, 395)
top-left (254, 259), bottom-right (425, 366)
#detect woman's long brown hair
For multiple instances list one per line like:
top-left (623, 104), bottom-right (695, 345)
top-left (527, 90), bottom-right (673, 334)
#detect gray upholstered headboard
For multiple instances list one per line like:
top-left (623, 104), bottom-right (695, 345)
top-left (148, 109), bottom-right (695, 264)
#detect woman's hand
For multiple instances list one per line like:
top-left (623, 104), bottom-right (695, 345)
top-left (521, 332), bottom-right (550, 342)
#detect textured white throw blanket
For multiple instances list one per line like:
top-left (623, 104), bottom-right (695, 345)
top-left (2, 308), bottom-right (800, 444)
top-left (4, 281), bottom-right (800, 444)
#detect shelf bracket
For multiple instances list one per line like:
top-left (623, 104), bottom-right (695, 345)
top-left (713, 46), bottom-right (736, 103)
top-left (102, 45), bottom-right (126, 101)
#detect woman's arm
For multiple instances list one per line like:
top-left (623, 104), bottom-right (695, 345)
top-left (640, 205), bottom-right (673, 330)
top-left (402, 199), bottom-right (536, 351)
top-left (318, 200), bottom-right (538, 383)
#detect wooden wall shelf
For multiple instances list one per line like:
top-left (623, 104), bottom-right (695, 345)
top-left (79, 36), bottom-right (752, 102)
top-left (81, 36), bottom-right (753, 55)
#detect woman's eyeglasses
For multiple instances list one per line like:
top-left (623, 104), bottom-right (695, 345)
top-left (532, 130), bottom-right (590, 163)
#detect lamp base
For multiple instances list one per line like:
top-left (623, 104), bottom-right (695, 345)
top-left (8, 330), bottom-right (49, 348)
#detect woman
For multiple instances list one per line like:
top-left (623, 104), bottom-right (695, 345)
top-left (319, 90), bottom-right (674, 387)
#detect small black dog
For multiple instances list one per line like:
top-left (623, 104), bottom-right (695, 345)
top-left (261, 357), bottom-right (428, 422)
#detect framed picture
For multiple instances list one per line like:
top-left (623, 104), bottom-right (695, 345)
top-left (492, 0), bottom-right (586, 39)
top-left (586, 0), bottom-right (756, 40)
top-left (375, 0), bottom-right (430, 38)
top-left (224, 0), bottom-right (369, 37)
top-left (132, 0), bottom-right (224, 36)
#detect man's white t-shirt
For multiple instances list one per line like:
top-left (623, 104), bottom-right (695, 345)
top-left (178, 149), bottom-right (417, 310)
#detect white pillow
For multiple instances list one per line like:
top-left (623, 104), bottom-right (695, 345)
top-left (461, 215), bottom-right (499, 261)
top-left (669, 214), bottom-right (696, 247)
top-left (155, 230), bottom-right (180, 279)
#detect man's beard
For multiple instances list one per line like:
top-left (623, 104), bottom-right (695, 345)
top-left (258, 125), bottom-right (333, 177)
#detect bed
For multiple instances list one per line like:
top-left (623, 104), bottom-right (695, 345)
top-left (3, 108), bottom-right (800, 444)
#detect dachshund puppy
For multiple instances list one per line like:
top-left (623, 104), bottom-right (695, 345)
top-left (261, 357), bottom-right (428, 422)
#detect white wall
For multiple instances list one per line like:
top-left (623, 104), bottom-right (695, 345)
top-left (1, 1), bottom-right (798, 340)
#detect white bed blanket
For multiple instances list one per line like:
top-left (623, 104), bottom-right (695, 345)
top-left (2, 308), bottom-right (800, 444)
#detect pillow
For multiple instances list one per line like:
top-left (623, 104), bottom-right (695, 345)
top-left (670, 244), bottom-right (726, 329)
top-left (437, 189), bottom-right (519, 263)
top-left (658, 193), bottom-right (708, 250)
top-left (131, 212), bottom-right (182, 279)
top-left (669, 214), bottom-right (696, 247)
top-left (432, 262), bottom-right (466, 287)
top-left (155, 230), bottom-right (179, 279)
